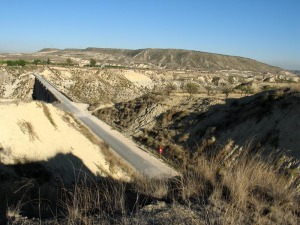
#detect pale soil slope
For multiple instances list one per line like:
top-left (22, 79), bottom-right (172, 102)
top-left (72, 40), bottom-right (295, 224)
top-left (0, 100), bottom-right (127, 182)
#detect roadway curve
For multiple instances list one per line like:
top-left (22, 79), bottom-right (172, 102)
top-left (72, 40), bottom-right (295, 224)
top-left (34, 73), bottom-right (179, 178)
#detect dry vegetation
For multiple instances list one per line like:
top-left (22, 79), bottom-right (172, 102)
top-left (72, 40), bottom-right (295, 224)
top-left (2, 90), bottom-right (299, 224)
top-left (17, 120), bottom-right (39, 141)
top-left (84, 89), bottom-right (300, 224)
top-left (4, 148), bottom-right (299, 224)
top-left (95, 89), bottom-right (300, 173)
top-left (40, 102), bottom-right (57, 128)
top-left (1, 50), bottom-right (300, 224)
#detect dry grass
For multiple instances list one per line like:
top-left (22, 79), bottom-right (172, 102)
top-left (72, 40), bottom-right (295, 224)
top-left (133, 175), bottom-right (169, 199)
top-left (3, 142), bottom-right (299, 224)
top-left (223, 154), bottom-right (289, 207)
top-left (59, 174), bottom-right (170, 224)
top-left (58, 152), bottom-right (299, 224)
top-left (2, 122), bottom-right (299, 224)
top-left (189, 151), bottom-right (300, 224)
top-left (40, 102), bottom-right (57, 128)
top-left (6, 203), bottom-right (22, 221)
top-left (60, 175), bottom-right (127, 224)
top-left (17, 120), bottom-right (39, 141)
top-left (178, 170), bottom-right (210, 203)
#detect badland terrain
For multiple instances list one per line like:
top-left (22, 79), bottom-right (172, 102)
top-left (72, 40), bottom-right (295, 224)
top-left (0, 48), bottom-right (299, 224)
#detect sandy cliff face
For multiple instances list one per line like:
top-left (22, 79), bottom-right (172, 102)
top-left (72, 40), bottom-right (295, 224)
top-left (0, 100), bottom-right (128, 182)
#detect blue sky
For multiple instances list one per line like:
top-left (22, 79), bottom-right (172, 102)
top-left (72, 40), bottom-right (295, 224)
top-left (0, 0), bottom-right (299, 69)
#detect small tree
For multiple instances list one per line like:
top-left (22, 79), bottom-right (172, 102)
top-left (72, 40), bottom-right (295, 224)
top-left (244, 86), bottom-right (254, 96)
top-left (33, 59), bottom-right (41, 65)
top-left (165, 83), bottom-right (176, 95)
top-left (47, 58), bottom-right (51, 64)
top-left (66, 58), bottom-right (72, 66)
top-left (212, 77), bottom-right (221, 86)
top-left (222, 87), bottom-right (231, 99)
top-left (19, 60), bottom-right (26, 66)
top-left (236, 85), bottom-right (254, 96)
top-left (90, 58), bottom-right (96, 67)
top-left (6, 60), bottom-right (16, 66)
top-left (205, 85), bottom-right (213, 95)
top-left (185, 82), bottom-right (199, 97)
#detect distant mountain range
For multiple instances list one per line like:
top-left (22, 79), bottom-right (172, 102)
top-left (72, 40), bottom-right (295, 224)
top-left (36, 47), bottom-right (282, 72)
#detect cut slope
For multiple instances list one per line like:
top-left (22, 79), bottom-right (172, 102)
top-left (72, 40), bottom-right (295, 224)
top-left (0, 100), bottom-right (128, 182)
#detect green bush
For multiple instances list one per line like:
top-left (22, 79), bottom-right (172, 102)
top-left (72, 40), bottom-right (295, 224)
top-left (6, 60), bottom-right (27, 66)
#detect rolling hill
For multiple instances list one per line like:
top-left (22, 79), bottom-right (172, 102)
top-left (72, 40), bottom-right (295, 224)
top-left (34, 47), bottom-right (282, 72)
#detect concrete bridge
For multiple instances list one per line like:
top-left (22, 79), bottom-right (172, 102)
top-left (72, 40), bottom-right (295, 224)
top-left (32, 76), bottom-right (59, 103)
top-left (32, 74), bottom-right (179, 179)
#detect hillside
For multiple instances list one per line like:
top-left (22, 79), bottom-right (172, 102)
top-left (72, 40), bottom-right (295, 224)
top-left (93, 90), bottom-right (300, 174)
top-left (1, 65), bottom-right (298, 108)
top-left (1, 54), bottom-right (299, 224)
top-left (1, 47), bottom-right (283, 72)
top-left (45, 48), bottom-right (282, 72)
top-left (91, 89), bottom-right (300, 225)
top-left (0, 100), bottom-right (128, 182)
top-left (2, 98), bottom-right (299, 224)
top-left (0, 100), bottom-right (133, 222)
top-left (37, 48), bottom-right (61, 53)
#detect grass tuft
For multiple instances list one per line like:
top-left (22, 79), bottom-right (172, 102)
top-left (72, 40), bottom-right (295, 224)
top-left (17, 120), bottom-right (39, 141)
top-left (38, 102), bottom-right (57, 128)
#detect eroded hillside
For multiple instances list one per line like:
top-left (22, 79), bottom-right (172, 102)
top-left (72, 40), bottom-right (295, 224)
top-left (1, 61), bottom-right (300, 224)
top-left (0, 100), bottom-right (133, 222)
top-left (1, 65), bottom-right (298, 107)
top-left (93, 90), bottom-right (300, 177)
top-left (1, 65), bottom-right (299, 171)
top-left (1, 47), bottom-right (286, 71)
top-left (0, 100), bottom-right (130, 181)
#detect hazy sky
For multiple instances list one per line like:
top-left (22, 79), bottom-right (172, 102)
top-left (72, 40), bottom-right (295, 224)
top-left (0, 0), bottom-right (299, 69)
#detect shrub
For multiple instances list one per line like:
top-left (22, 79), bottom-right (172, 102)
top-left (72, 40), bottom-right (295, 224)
top-left (6, 60), bottom-right (27, 67)
top-left (185, 82), bottom-right (199, 97)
